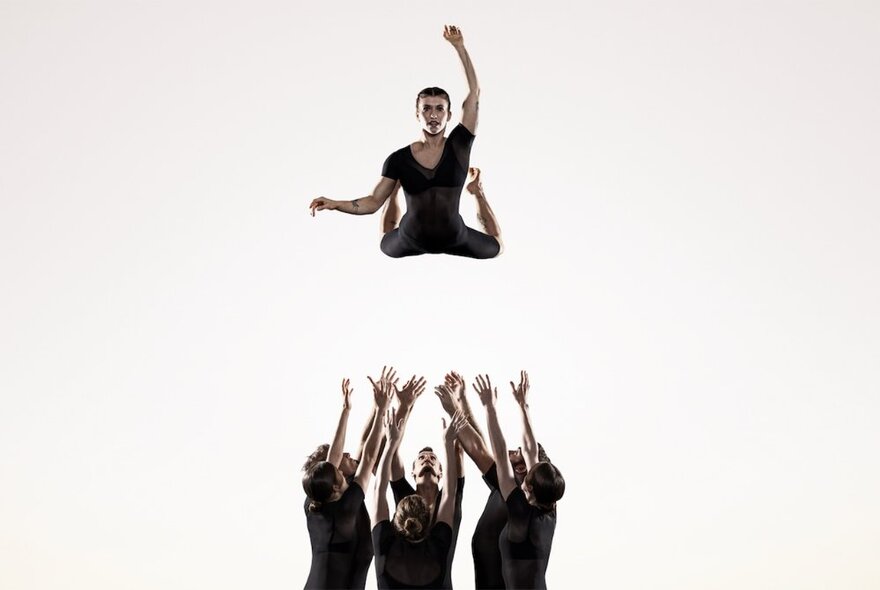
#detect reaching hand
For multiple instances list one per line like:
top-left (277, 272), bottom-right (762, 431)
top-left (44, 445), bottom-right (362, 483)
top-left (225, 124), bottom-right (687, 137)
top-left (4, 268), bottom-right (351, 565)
top-left (444, 371), bottom-right (466, 402)
top-left (309, 197), bottom-right (339, 217)
top-left (341, 377), bottom-right (353, 410)
top-left (442, 24), bottom-right (464, 47)
top-left (396, 375), bottom-right (426, 408)
top-left (368, 366), bottom-right (398, 391)
top-left (472, 374), bottom-right (497, 407)
top-left (385, 407), bottom-right (404, 442)
top-left (442, 409), bottom-right (468, 444)
top-left (510, 370), bottom-right (530, 408)
top-left (368, 366), bottom-right (397, 409)
top-left (434, 383), bottom-right (460, 417)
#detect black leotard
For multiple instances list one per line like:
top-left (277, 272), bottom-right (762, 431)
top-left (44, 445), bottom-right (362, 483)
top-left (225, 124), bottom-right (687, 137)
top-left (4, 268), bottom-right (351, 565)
top-left (372, 520), bottom-right (453, 589)
top-left (303, 480), bottom-right (374, 589)
top-left (471, 464), bottom-right (507, 589)
top-left (390, 477), bottom-right (465, 589)
top-left (380, 124), bottom-right (500, 259)
top-left (498, 487), bottom-right (557, 590)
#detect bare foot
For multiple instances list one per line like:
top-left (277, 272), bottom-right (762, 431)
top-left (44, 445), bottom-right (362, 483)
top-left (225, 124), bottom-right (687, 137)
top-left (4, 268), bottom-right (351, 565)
top-left (465, 167), bottom-right (483, 195)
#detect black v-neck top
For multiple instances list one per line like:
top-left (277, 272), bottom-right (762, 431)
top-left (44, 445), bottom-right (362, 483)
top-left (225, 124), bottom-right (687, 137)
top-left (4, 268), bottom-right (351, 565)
top-left (381, 124), bottom-right (475, 250)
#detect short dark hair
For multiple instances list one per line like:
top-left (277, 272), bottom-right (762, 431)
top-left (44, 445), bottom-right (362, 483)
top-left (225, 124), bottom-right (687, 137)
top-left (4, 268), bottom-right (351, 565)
top-left (416, 87), bottom-right (451, 110)
top-left (525, 461), bottom-right (565, 510)
top-left (302, 443), bottom-right (329, 472)
top-left (302, 461), bottom-right (339, 512)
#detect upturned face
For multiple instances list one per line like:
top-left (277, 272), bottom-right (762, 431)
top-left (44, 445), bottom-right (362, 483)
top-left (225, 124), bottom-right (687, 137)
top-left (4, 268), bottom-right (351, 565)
top-left (416, 96), bottom-right (451, 136)
top-left (508, 448), bottom-right (528, 484)
top-left (412, 450), bottom-right (442, 484)
top-left (339, 452), bottom-right (359, 477)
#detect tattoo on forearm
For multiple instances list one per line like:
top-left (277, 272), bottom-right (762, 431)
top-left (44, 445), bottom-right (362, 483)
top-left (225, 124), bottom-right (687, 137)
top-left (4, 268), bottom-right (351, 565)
top-left (351, 199), bottom-right (360, 213)
top-left (476, 100), bottom-right (479, 111)
top-left (477, 214), bottom-right (488, 230)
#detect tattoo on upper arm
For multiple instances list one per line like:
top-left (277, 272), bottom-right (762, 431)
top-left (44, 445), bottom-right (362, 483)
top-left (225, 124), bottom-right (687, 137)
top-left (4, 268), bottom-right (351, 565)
top-left (351, 199), bottom-right (360, 212)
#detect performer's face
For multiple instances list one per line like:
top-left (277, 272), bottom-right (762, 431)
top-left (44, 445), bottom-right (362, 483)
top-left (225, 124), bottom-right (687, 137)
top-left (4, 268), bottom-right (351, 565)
top-left (412, 449), bottom-right (442, 483)
top-left (508, 448), bottom-right (528, 484)
top-left (416, 97), bottom-right (451, 135)
top-left (339, 452), bottom-right (359, 477)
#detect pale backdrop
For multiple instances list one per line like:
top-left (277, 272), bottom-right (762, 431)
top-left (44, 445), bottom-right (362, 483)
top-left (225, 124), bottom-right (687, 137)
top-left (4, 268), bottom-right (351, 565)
top-left (2, 1), bottom-right (879, 589)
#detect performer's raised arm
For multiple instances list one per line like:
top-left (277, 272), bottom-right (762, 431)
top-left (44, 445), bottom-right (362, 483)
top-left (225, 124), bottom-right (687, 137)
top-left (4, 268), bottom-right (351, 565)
top-left (390, 374), bottom-right (425, 481)
top-left (352, 373), bottom-right (393, 492)
top-left (435, 373), bottom-right (493, 474)
top-left (326, 378), bottom-right (353, 468)
top-left (443, 24), bottom-right (479, 134)
top-left (372, 403), bottom-right (404, 526)
top-left (510, 370), bottom-right (539, 470)
top-left (436, 409), bottom-right (467, 527)
top-left (473, 374), bottom-right (517, 500)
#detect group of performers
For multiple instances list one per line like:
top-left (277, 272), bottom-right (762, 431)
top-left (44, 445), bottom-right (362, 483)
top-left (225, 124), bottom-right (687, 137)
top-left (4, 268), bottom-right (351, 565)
top-left (301, 368), bottom-right (565, 589)
top-left (304, 26), bottom-right (559, 589)
top-left (309, 25), bottom-right (503, 259)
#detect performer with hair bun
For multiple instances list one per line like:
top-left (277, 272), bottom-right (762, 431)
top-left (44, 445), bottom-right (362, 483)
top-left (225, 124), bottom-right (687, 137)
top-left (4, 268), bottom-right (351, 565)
top-left (301, 369), bottom-right (398, 589)
top-left (472, 372), bottom-right (565, 590)
top-left (371, 399), bottom-right (468, 588)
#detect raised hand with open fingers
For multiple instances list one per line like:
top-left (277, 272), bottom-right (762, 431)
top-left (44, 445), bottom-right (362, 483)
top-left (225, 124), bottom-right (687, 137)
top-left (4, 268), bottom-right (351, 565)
top-left (341, 377), bottom-right (353, 410)
top-left (472, 374), bottom-right (497, 407)
top-left (442, 24), bottom-right (464, 47)
top-left (434, 383), bottom-right (461, 417)
top-left (444, 371), bottom-right (466, 400)
top-left (442, 409), bottom-right (468, 443)
top-left (510, 370), bottom-right (530, 408)
top-left (396, 375), bottom-right (426, 407)
top-left (385, 407), bottom-right (404, 442)
top-left (368, 366), bottom-right (398, 398)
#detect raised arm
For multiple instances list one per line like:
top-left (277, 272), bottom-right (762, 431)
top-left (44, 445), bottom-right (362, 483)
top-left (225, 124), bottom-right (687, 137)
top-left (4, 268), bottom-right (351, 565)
top-left (353, 407), bottom-right (377, 463)
top-left (474, 374), bottom-right (517, 500)
top-left (436, 409), bottom-right (467, 527)
top-left (443, 25), bottom-right (479, 134)
top-left (510, 370), bottom-right (539, 470)
top-left (435, 377), bottom-right (493, 474)
top-left (353, 374), bottom-right (393, 491)
top-left (372, 405), bottom-right (405, 525)
top-left (326, 378), bottom-right (353, 468)
top-left (309, 176), bottom-right (399, 217)
top-left (390, 374), bottom-right (426, 481)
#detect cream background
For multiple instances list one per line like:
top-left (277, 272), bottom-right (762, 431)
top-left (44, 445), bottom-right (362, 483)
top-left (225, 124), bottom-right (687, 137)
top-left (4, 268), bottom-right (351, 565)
top-left (2, 1), bottom-right (879, 588)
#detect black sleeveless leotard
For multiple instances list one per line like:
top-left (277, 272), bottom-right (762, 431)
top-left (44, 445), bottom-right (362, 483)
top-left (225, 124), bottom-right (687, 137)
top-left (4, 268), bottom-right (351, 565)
top-left (390, 477), bottom-right (465, 589)
top-left (372, 520), bottom-right (454, 589)
top-left (380, 124), bottom-right (500, 259)
top-left (303, 480), bottom-right (374, 589)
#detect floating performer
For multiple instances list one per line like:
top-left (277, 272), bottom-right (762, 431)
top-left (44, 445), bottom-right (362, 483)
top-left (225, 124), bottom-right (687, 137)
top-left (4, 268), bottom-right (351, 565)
top-left (309, 25), bottom-right (503, 259)
top-left (301, 372), bottom-right (395, 589)
top-left (473, 372), bottom-right (565, 590)
top-left (371, 401), bottom-right (468, 588)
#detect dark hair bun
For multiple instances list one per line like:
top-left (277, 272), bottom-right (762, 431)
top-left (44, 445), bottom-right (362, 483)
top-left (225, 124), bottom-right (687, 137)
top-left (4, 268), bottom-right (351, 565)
top-left (403, 518), bottom-right (422, 537)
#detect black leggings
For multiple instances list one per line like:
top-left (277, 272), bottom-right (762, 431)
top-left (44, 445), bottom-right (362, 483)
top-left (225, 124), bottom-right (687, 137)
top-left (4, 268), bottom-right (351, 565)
top-left (381, 226), bottom-right (500, 259)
